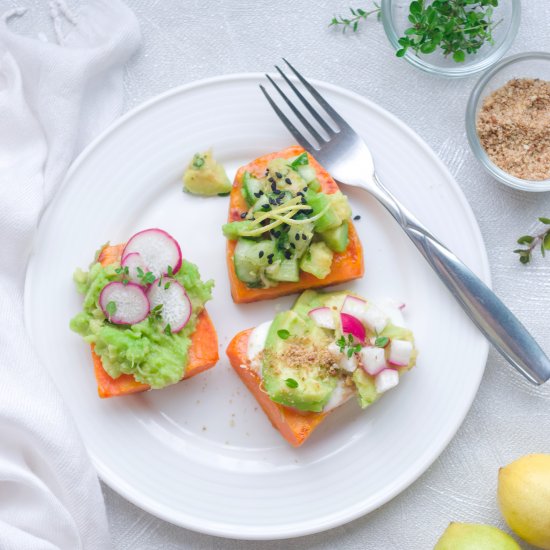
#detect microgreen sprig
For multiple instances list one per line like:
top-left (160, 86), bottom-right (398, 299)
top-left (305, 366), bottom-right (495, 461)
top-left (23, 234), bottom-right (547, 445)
top-left (136, 266), bottom-right (156, 285)
top-left (337, 334), bottom-right (362, 358)
top-left (149, 304), bottom-right (164, 322)
top-left (514, 218), bottom-right (550, 264)
top-left (329, 4), bottom-right (381, 33)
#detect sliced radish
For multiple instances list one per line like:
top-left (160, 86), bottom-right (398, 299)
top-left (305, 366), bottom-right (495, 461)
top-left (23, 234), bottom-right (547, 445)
top-left (147, 277), bottom-right (192, 333)
top-left (375, 369), bottom-right (399, 393)
top-left (362, 304), bottom-right (388, 334)
top-left (121, 252), bottom-right (149, 284)
top-left (341, 313), bottom-right (366, 343)
top-left (360, 346), bottom-right (387, 375)
top-left (308, 307), bottom-right (336, 330)
top-left (341, 295), bottom-right (368, 319)
top-left (122, 228), bottom-right (182, 279)
top-left (99, 282), bottom-right (150, 325)
top-left (389, 339), bottom-right (413, 367)
top-left (328, 342), bottom-right (357, 372)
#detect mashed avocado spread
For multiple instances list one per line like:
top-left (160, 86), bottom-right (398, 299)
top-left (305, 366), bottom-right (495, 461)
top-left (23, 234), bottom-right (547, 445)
top-left (70, 256), bottom-right (213, 389)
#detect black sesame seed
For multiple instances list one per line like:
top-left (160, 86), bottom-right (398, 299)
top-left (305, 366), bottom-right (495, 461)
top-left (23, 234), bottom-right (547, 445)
top-left (295, 234), bottom-right (300, 241)
top-left (301, 197), bottom-right (307, 204)
top-left (269, 197), bottom-right (277, 205)
top-left (267, 253), bottom-right (274, 259)
top-left (268, 177), bottom-right (276, 185)
top-left (273, 188), bottom-right (281, 195)
top-left (302, 234), bottom-right (308, 240)
top-left (285, 177), bottom-right (292, 185)
top-left (240, 212), bottom-right (247, 219)
top-left (261, 204), bottom-right (270, 211)
top-left (296, 192), bottom-right (303, 197)
top-left (302, 187), bottom-right (308, 193)
top-left (290, 243), bottom-right (296, 249)
top-left (268, 257), bottom-right (273, 265)
top-left (275, 172), bottom-right (282, 179)
top-left (353, 215), bottom-right (361, 221)
top-left (284, 250), bottom-right (292, 259)
top-left (258, 250), bottom-right (264, 258)
top-left (254, 191), bottom-right (263, 198)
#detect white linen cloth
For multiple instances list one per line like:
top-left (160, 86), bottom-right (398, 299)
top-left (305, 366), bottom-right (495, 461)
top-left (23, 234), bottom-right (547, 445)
top-left (0, 2), bottom-right (140, 548)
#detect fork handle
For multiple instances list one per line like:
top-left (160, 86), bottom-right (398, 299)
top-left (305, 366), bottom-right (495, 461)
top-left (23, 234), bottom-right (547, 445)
top-left (368, 173), bottom-right (550, 385)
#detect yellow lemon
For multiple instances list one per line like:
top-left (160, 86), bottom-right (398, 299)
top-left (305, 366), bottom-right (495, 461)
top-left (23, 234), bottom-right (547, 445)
top-left (434, 522), bottom-right (520, 549)
top-left (498, 453), bottom-right (550, 549)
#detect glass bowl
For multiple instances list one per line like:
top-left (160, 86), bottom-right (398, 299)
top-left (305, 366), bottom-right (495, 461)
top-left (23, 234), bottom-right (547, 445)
top-left (381, 0), bottom-right (521, 78)
top-left (466, 52), bottom-right (550, 192)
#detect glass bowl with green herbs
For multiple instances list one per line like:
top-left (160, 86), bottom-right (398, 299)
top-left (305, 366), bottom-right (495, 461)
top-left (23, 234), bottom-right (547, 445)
top-left (380, 0), bottom-right (520, 77)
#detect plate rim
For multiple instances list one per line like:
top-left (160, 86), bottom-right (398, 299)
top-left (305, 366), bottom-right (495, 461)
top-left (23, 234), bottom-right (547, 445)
top-left (25, 72), bottom-right (491, 540)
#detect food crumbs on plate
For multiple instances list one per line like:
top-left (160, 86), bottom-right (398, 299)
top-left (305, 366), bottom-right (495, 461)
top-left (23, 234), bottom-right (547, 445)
top-left (230, 419), bottom-right (235, 428)
top-left (202, 426), bottom-right (207, 431)
top-left (477, 78), bottom-right (550, 181)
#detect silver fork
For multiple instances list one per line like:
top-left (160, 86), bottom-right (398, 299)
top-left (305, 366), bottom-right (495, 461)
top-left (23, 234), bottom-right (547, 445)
top-left (261, 59), bottom-right (550, 385)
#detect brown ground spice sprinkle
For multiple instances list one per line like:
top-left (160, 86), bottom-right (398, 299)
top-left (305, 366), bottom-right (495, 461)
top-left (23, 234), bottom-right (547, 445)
top-left (476, 78), bottom-right (550, 181)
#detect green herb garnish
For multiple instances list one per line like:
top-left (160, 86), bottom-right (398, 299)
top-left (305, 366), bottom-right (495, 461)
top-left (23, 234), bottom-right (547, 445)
top-left (329, 4), bottom-right (381, 33)
top-left (514, 218), bottom-right (550, 264)
top-left (337, 334), bottom-right (362, 358)
top-left (396, 0), bottom-right (501, 62)
top-left (150, 304), bottom-right (163, 322)
top-left (164, 282), bottom-right (171, 290)
top-left (375, 336), bottom-right (389, 348)
top-left (164, 323), bottom-right (172, 335)
top-left (285, 378), bottom-right (299, 388)
top-left (278, 329), bottom-right (290, 340)
top-left (105, 301), bottom-right (117, 319)
top-left (115, 266), bottom-right (129, 276)
top-left (136, 266), bottom-right (156, 285)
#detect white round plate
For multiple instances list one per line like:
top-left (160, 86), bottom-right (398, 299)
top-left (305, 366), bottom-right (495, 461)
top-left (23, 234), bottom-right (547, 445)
top-left (25, 74), bottom-right (490, 540)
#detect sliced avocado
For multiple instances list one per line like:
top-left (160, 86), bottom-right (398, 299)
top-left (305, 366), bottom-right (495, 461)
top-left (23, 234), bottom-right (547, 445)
top-left (305, 189), bottom-right (341, 232)
top-left (353, 368), bottom-right (380, 409)
top-left (262, 311), bottom-right (337, 412)
top-left (288, 221), bottom-right (314, 258)
top-left (320, 222), bottom-right (349, 252)
top-left (291, 289), bottom-right (326, 317)
top-left (183, 150), bottom-right (231, 196)
top-left (327, 191), bottom-right (352, 222)
top-left (266, 157), bottom-right (307, 195)
top-left (300, 242), bottom-right (334, 279)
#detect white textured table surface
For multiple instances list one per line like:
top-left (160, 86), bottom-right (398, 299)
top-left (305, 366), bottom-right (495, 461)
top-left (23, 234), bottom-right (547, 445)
top-left (10, 0), bottom-right (550, 548)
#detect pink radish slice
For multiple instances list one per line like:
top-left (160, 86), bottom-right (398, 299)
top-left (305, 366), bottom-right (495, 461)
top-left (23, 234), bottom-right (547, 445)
top-left (99, 282), bottom-right (150, 325)
top-left (147, 277), bottom-right (192, 333)
top-left (340, 313), bottom-right (366, 343)
top-left (341, 295), bottom-right (367, 319)
top-left (122, 228), bottom-right (182, 279)
top-left (308, 307), bottom-right (336, 330)
top-left (121, 252), bottom-right (149, 284)
top-left (375, 369), bottom-right (399, 393)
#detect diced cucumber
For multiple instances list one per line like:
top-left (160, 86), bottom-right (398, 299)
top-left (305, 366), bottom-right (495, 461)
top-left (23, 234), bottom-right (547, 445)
top-left (308, 178), bottom-right (321, 192)
top-left (297, 164), bottom-right (316, 183)
top-left (251, 194), bottom-right (270, 213)
top-left (288, 222), bottom-right (314, 258)
top-left (266, 258), bottom-right (299, 282)
top-left (300, 242), bottom-right (334, 279)
top-left (305, 189), bottom-right (341, 232)
top-left (320, 222), bottom-right (349, 252)
top-left (241, 171), bottom-right (264, 206)
top-left (233, 239), bottom-right (276, 284)
top-left (222, 220), bottom-right (256, 240)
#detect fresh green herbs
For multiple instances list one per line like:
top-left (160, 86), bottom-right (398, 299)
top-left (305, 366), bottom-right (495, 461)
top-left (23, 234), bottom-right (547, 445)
top-left (164, 323), bottom-right (172, 335)
top-left (105, 301), bottom-right (117, 319)
top-left (375, 336), bottom-right (389, 348)
top-left (136, 267), bottom-right (156, 285)
top-left (150, 304), bottom-right (164, 322)
top-left (396, 0), bottom-right (501, 62)
top-left (277, 329), bottom-right (290, 340)
top-left (337, 334), bottom-right (362, 358)
top-left (329, 4), bottom-right (381, 33)
top-left (115, 266), bottom-right (129, 276)
top-left (514, 218), bottom-right (550, 264)
top-left (331, 0), bottom-right (501, 63)
top-left (285, 378), bottom-right (299, 388)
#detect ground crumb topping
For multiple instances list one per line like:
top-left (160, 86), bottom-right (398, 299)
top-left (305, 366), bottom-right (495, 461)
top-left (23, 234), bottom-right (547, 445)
top-left (476, 78), bottom-right (550, 181)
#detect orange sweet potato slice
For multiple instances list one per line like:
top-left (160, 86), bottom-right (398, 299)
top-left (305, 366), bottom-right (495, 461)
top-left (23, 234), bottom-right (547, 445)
top-left (226, 328), bottom-right (327, 447)
top-left (226, 146), bottom-right (364, 303)
top-left (90, 244), bottom-right (219, 398)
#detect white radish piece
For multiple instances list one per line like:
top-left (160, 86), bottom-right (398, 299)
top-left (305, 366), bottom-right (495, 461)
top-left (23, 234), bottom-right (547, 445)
top-left (389, 339), bottom-right (413, 367)
top-left (362, 304), bottom-right (389, 334)
top-left (328, 342), bottom-right (357, 372)
top-left (375, 369), bottom-right (399, 393)
top-left (341, 295), bottom-right (368, 319)
top-left (99, 282), bottom-right (150, 325)
top-left (122, 228), bottom-right (182, 279)
top-left (147, 277), bottom-right (192, 333)
top-left (121, 252), bottom-right (149, 284)
top-left (340, 312), bottom-right (366, 343)
top-left (360, 346), bottom-right (387, 375)
top-left (308, 307), bottom-right (336, 330)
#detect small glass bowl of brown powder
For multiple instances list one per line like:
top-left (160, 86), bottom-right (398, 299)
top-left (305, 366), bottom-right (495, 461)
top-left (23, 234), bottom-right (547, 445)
top-left (466, 52), bottom-right (550, 191)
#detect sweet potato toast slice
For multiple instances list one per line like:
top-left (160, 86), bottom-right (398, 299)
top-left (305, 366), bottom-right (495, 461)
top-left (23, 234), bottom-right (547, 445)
top-left (91, 244), bottom-right (219, 398)
top-left (226, 328), bottom-right (327, 447)
top-left (226, 145), bottom-right (364, 303)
